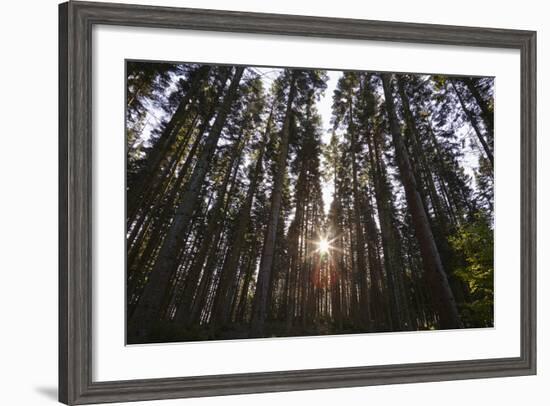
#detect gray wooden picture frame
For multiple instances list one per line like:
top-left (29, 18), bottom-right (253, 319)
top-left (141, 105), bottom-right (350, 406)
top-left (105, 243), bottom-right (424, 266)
top-left (59, 1), bottom-right (537, 404)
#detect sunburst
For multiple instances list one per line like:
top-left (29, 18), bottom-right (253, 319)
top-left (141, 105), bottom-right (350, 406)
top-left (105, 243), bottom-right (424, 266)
top-left (314, 235), bottom-right (338, 256)
top-left (318, 237), bottom-right (331, 254)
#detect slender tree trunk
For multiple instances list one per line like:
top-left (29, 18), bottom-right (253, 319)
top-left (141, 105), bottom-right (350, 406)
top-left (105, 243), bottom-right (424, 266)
top-left (368, 128), bottom-right (413, 330)
top-left (174, 140), bottom-right (245, 326)
top-left (250, 72), bottom-right (297, 336)
top-left (381, 73), bottom-right (462, 329)
top-left (210, 111), bottom-right (272, 325)
top-left (362, 186), bottom-right (387, 330)
top-left (461, 77), bottom-right (493, 136)
top-left (235, 238), bottom-right (259, 323)
top-left (451, 79), bottom-right (494, 167)
top-left (286, 146), bottom-right (310, 330)
top-left (398, 77), bottom-right (447, 225)
top-left (331, 185), bottom-right (345, 330)
top-left (189, 155), bottom-right (244, 326)
top-left (425, 121), bottom-right (460, 223)
top-left (346, 208), bottom-right (361, 326)
top-left (397, 77), bottom-right (469, 304)
top-left (301, 199), bottom-right (312, 328)
top-left (347, 99), bottom-right (371, 330)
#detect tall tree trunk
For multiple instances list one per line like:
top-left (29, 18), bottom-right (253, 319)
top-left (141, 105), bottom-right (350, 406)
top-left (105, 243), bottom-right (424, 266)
top-left (348, 98), bottom-right (371, 330)
top-left (397, 77), bottom-right (468, 304)
top-left (174, 135), bottom-right (246, 326)
top-left (285, 139), bottom-right (310, 330)
top-left (381, 73), bottom-right (462, 329)
top-left (301, 198), bottom-right (312, 328)
top-left (331, 183), bottom-right (345, 330)
top-left (250, 72), bottom-right (297, 336)
top-left (128, 67), bottom-right (245, 341)
top-left (368, 128), bottom-right (412, 330)
top-left (188, 151), bottom-right (245, 326)
top-left (362, 185), bottom-right (388, 330)
top-left (398, 77), bottom-right (447, 226)
top-left (451, 79), bottom-right (494, 167)
top-left (211, 112), bottom-right (272, 325)
top-left (235, 238), bottom-right (259, 323)
top-left (461, 77), bottom-right (493, 137)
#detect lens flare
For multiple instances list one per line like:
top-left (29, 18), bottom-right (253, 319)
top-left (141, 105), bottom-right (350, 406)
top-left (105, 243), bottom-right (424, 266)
top-left (318, 237), bottom-right (330, 254)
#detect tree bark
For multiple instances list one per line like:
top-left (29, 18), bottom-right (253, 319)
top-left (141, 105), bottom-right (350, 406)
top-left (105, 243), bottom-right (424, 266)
top-left (250, 73), bottom-right (297, 336)
top-left (382, 73), bottom-right (462, 329)
top-left (348, 97), bottom-right (371, 330)
top-left (461, 77), bottom-right (493, 137)
top-left (368, 127), bottom-right (413, 331)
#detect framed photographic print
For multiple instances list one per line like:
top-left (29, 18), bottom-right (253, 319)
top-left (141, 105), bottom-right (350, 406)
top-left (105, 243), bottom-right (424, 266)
top-left (59, 1), bottom-right (536, 404)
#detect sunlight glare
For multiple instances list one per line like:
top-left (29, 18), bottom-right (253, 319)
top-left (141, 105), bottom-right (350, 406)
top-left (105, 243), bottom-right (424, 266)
top-left (318, 237), bottom-right (330, 254)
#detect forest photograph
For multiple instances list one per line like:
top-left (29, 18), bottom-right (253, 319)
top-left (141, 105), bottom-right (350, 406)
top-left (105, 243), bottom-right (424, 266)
top-left (126, 61), bottom-right (494, 345)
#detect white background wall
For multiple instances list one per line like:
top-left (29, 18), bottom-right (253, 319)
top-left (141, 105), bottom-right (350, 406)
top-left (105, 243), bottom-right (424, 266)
top-left (0, 0), bottom-right (547, 404)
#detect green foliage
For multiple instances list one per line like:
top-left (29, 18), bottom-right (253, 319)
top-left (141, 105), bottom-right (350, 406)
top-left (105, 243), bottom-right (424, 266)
top-left (449, 213), bottom-right (494, 327)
